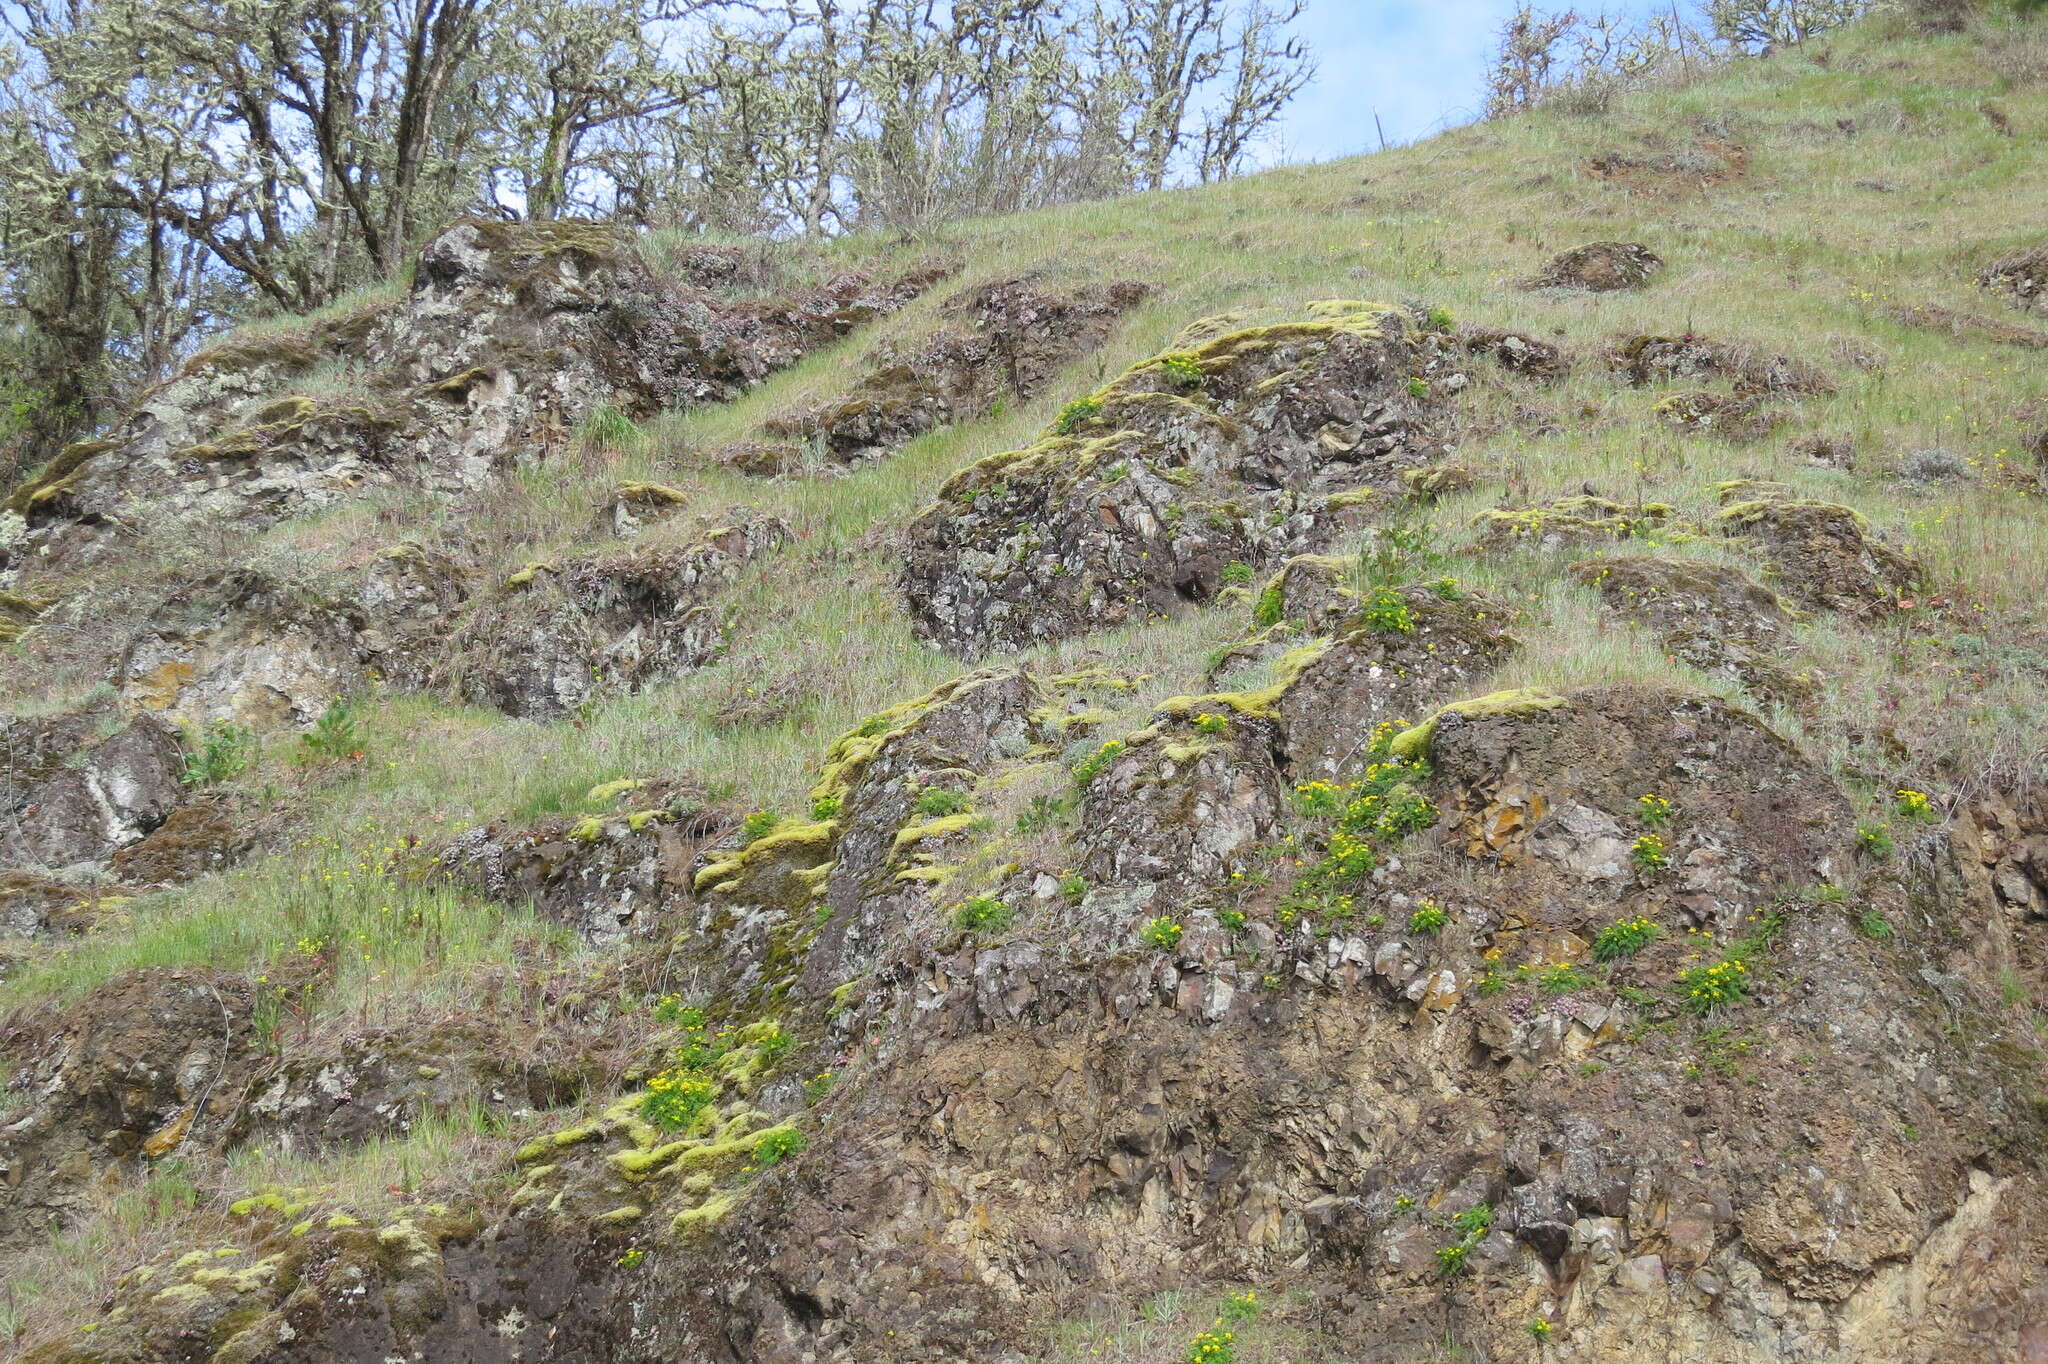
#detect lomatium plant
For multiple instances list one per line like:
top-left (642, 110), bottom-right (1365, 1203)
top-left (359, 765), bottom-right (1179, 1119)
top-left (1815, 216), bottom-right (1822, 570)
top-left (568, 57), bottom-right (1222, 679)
top-left (1631, 833), bottom-right (1669, 873)
top-left (1593, 915), bottom-right (1659, 960)
top-left (1894, 788), bottom-right (1934, 821)
top-left (1679, 957), bottom-right (1749, 1013)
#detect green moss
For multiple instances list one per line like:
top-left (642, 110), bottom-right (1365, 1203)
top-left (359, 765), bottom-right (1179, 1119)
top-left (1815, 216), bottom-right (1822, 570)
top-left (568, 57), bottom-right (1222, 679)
top-left (692, 819), bottom-right (839, 897)
top-left (3, 438), bottom-right (119, 515)
top-left (1389, 688), bottom-right (1569, 759)
top-left (594, 1205), bottom-right (645, 1226)
top-left (890, 813), bottom-right (981, 852)
top-left (671, 1193), bottom-right (736, 1234)
top-left (1472, 496), bottom-right (1675, 545)
top-left (504, 562), bottom-right (559, 589)
top-left (614, 481), bottom-right (690, 505)
top-left (1714, 498), bottom-right (1870, 531)
top-left (586, 778), bottom-right (645, 805)
top-left (1154, 641), bottom-right (1332, 721)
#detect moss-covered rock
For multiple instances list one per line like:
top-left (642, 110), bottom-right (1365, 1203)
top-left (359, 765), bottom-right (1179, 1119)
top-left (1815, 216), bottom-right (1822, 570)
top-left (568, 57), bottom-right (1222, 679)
top-left (1609, 334), bottom-right (1834, 395)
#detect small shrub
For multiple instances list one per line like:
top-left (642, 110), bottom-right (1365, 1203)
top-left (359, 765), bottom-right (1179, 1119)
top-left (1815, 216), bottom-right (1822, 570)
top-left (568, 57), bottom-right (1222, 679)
top-left (1857, 822), bottom-right (1895, 858)
top-left (1858, 911), bottom-right (1893, 940)
top-left (1158, 353), bottom-right (1205, 389)
top-left (754, 1025), bottom-right (794, 1065)
top-left (1593, 915), bottom-right (1659, 960)
top-left (651, 994), bottom-right (704, 1027)
top-left (1373, 787), bottom-right (1438, 836)
top-left (809, 794), bottom-right (842, 820)
top-left (1221, 561), bottom-right (1253, 586)
top-left (1637, 793), bottom-right (1674, 827)
top-left (1422, 305), bottom-right (1455, 333)
top-left (1406, 376), bottom-right (1429, 400)
top-left (298, 698), bottom-right (362, 763)
top-left (1435, 1241), bottom-right (1471, 1275)
top-left (181, 720), bottom-right (255, 787)
top-left (1059, 869), bottom-right (1088, 902)
top-left (804, 1070), bottom-right (836, 1103)
top-left (1326, 831), bottom-right (1377, 877)
top-left (912, 786), bottom-right (972, 817)
top-left (1528, 1318), bottom-right (1553, 1338)
top-left (1140, 916), bottom-right (1185, 950)
top-left (1393, 1193), bottom-right (1416, 1212)
top-left (1053, 395), bottom-right (1104, 434)
top-left (753, 1127), bottom-right (807, 1167)
top-left (1218, 906), bottom-right (1248, 932)
top-left (738, 810), bottom-right (781, 846)
top-left (955, 896), bottom-right (1013, 933)
top-left (1428, 575), bottom-right (1463, 599)
top-left (1894, 787), bottom-right (1935, 821)
top-left (1072, 738), bottom-right (1125, 786)
top-left (1362, 585), bottom-right (1415, 633)
top-left (1252, 584), bottom-right (1286, 629)
top-left (1409, 900), bottom-right (1450, 934)
top-left (1193, 712), bottom-right (1230, 735)
top-left (1630, 833), bottom-right (1669, 873)
top-left (1219, 1288), bottom-right (1261, 1323)
top-left (1678, 958), bottom-right (1749, 1013)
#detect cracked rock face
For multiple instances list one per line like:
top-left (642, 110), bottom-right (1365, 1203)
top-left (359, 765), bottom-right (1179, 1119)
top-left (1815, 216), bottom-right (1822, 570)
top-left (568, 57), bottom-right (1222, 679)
top-left (902, 302), bottom-right (1449, 655)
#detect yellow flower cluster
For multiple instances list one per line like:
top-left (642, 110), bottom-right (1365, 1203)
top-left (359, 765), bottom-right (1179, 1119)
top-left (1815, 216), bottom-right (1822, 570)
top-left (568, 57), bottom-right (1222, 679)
top-left (1895, 788), bottom-right (1933, 820)
top-left (1680, 957), bottom-right (1748, 1012)
top-left (1186, 1329), bottom-right (1237, 1363)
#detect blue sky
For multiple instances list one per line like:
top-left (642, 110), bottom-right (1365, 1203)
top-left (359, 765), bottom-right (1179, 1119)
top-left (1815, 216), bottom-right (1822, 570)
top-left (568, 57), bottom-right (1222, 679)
top-left (1272, 0), bottom-right (1668, 161)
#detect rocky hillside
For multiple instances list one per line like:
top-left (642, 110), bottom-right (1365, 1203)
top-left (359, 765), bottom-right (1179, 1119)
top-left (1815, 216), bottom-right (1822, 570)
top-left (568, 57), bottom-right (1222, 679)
top-left (3, 10), bottom-right (2048, 1362)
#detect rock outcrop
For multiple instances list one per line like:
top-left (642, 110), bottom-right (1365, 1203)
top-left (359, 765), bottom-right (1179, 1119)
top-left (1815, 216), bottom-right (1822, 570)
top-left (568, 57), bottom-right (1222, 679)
top-left (4, 220), bottom-right (939, 573)
top-left (438, 517), bottom-right (787, 719)
top-left (902, 302), bottom-right (1448, 654)
top-left (1523, 241), bottom-right (1664, 291)
top-left (1979, 242), bottom-right (2048, 314)
top-left (730, 275), bottom-right (1151, 473)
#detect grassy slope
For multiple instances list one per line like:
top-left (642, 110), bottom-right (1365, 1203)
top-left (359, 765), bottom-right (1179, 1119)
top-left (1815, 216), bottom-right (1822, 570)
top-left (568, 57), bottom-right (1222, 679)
top-left (5, 6), bottom-right (2048, 1347)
